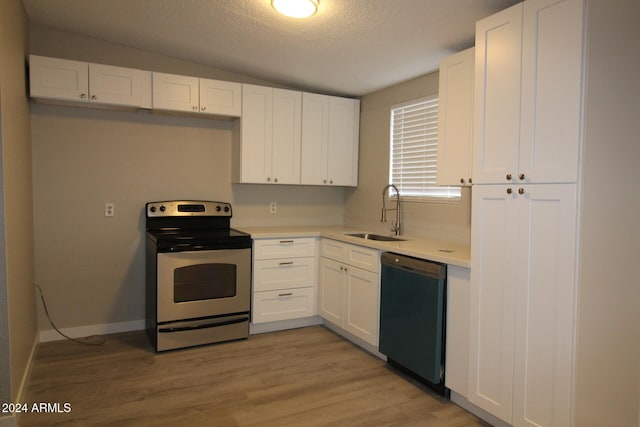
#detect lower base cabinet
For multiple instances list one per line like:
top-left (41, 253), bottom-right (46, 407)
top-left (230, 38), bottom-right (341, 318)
top-left (252, 238), bottom-right (318, 324)
top-left (318, 239), bottom-right (380, 346)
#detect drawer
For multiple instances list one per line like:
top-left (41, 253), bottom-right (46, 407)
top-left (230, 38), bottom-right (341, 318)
top-left (254, 238), bottom-right (316, 260)
top-left (252, 287), bottom-right (316, 324)
top-left (321, 238), bottom-right (380, 273)
top-left (253, 257), bottom-right (316, 292)
top-left (320, 238), bottom-right (348, 262)
top-left (346, 245), bottom-right (380, 274)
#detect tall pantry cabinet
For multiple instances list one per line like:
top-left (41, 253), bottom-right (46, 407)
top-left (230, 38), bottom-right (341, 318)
top-left (468, 0), bottom-right (584, 426)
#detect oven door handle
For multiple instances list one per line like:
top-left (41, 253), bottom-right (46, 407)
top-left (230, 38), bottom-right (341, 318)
top-left (158, 316), bottom-right (248, 333)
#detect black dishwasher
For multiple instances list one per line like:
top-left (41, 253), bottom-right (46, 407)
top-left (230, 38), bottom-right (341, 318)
top-left (379, 252), bottom-right (448, 396)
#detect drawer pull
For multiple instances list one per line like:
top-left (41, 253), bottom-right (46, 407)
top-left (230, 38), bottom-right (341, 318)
top-left (279, 240), bottom-right (294, 244)
top-left (278, 292), bottom-right (293, 297)
top-left (279, 261), bottom-right (294, 266)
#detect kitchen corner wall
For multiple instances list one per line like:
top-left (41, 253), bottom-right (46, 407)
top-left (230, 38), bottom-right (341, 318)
top-left (0, 0), bottom-right (37, 408)
top-left (344, 72), bottom-right (471, 246)
top-left (30, 26), bottom-right (345, 333)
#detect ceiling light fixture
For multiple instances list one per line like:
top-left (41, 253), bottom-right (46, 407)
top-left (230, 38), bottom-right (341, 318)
top-left (271, 0), bottom-right (319, 18)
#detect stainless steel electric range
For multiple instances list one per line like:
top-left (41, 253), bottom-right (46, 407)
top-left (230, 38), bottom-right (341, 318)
top-left (145, 200), bottom-right (252, 352)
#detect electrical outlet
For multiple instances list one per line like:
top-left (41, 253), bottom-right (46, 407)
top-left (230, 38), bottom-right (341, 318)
top-left (105, 202), bottom-right (115, 217)
top-left (270, 202), bottom-right (277, 214)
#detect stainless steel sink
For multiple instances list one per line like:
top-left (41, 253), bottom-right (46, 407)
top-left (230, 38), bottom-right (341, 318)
top-left (346, 233), bottom-right (406, 242)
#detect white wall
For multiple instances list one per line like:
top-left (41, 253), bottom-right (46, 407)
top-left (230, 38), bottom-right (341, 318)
top-left (0, 0), bottom-right (37, 410)
top-left (573, 0), bottom-right (640, 425)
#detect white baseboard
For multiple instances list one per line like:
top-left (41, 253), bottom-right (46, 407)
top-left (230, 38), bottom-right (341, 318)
top-left (450, 391), bottom-right (512, 427)
top-left (39, 319), bottom-right (145, 343)
top-left (250, 316), bottom-right (322, 335)
top-left (15, 335), bottom-right (38, 401)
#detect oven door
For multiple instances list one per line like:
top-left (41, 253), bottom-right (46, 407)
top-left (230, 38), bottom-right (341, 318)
top-left (156, 248), bottom-right (251, 323)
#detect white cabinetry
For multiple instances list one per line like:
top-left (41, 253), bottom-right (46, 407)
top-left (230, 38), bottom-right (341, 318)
top-left (301, 93), bottom-right (360, 186)
top-left (437, 48), bottom-right (474, 186)
top-left (318, 239), bottom-right (380, 346)
top-left (234, 84), bottom-right (301, 184)
top-left (152, 72), bottom-right (241, 117)
top-left (473, 0), bottom-right (583, 185)
top-left (445, 266), bottom-right (470, 397)
top-left (469, 1), bottom-right (584, 426)
top-left (252, 238), bottom-right (317, 324)
top-left (469, 184), bottom-right (577, 426)
top-left (29, 55), bottom-right (151, 108)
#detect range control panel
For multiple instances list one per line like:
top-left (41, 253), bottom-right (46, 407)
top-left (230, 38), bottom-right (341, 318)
top-left (146, 200), bottom-right (232, 217)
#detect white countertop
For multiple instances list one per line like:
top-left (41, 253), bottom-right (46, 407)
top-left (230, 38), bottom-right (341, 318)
top-left (236, 225), bottom-right (470, 268)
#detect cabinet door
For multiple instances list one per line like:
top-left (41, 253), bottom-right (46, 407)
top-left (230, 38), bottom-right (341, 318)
top-left (344, 266), bottom-right (379, 346)
top-left (468, 184), bottom-right (519, 423)
top-left (327, 96), bottom-right (360, 186)
top-left (89, 63), bottom-right (151, 108)
top-left (519, 0), bottom-right (584, 184)
top-left (437, 48), bottom-right (474, 186)
top-left (152, 72), bottom-right (199, 112)
top-left (240, 84), bottom-right (273, 183)
top-left (271, 89), bottom-right (302, 184)
top-left (473, 4), bottom-right (523, 185)
top-left (301, 92), bottom-right (330, 185)
top-left (29, 55), bottom-right (89, 102)
top-left (512, 184), bottom-right (577, 427)
top-left (318, 257), bottom-right (345, 326)
top-left (199, 78), bottom-right (241, 117)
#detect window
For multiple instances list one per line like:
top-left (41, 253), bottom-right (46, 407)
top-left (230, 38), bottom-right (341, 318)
top-left (389, 96), bottom-right (461, 201)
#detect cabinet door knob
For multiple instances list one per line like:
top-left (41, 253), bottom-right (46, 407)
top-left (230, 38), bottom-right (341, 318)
top-left (329, 180), bottom-right (333, 184)
top-left (518, 188), bottom-right (525, 195)
top-left (80, 93), bottom-right (87, 99)
top-left (507, 188), bottom-right (513, 194)
top-left (274, 178), bottom-right (278, 183)
top-left (323, 179), bottom-right (327, 184)
top-left (519, 173), bottom-right (525, 181)
top-left (460, 178), bottom-right (465, 184)
top-left (469, 178), bottom-right (473, 184)
top-left (506, 173), bottom-right (513, 181)
top-left (267, 177), bottom-right (271, 182)
top-left (90, 95), bottom-right (97, 100)
top-left (201, 106), bottom-right (206, 111)
top-left (192, 106), bottom-right (198, 111)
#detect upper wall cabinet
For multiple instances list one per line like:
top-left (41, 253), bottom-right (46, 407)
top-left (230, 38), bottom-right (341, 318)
top-left (437, 47), bottom-right (475, 187)
top-left (473, 0), bottom-right (583, 185)
top-left (233, 84), bottom-right (302, 184)
top-left (29, 55), bottom-right (152, 108)
top-left (152, 72), bottom-right (241, 117)
top-left (301, 93), bottom-right (360, 186)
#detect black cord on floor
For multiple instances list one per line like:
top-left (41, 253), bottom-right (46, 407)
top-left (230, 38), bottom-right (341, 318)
top-left (34, 282), bottom-right (105, 346)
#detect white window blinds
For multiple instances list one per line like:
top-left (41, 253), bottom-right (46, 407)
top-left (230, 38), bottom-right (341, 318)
top-left (389, 96), bottom-right (461, 200)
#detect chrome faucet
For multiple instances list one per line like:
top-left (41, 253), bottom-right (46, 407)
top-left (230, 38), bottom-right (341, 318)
top-left (381, 184), bottom-right (401, 236)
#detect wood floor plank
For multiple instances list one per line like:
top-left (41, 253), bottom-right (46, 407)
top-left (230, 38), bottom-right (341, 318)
top-left (19, 326), bottom-right (487, 426)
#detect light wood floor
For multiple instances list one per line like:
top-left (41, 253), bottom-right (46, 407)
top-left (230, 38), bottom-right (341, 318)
top-left (20, 326), bottom-right (487, 426)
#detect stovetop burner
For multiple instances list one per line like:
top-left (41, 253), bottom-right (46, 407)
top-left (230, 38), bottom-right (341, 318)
top-left (145, 200), bottom-right (251, 252)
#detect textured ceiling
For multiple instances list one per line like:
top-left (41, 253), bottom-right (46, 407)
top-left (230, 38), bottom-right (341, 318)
top-left (22, 0), bottom-right (520, 97)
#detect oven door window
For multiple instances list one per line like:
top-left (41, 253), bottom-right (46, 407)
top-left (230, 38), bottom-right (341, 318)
top-left (174, 263), bottom-right (236, 303)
